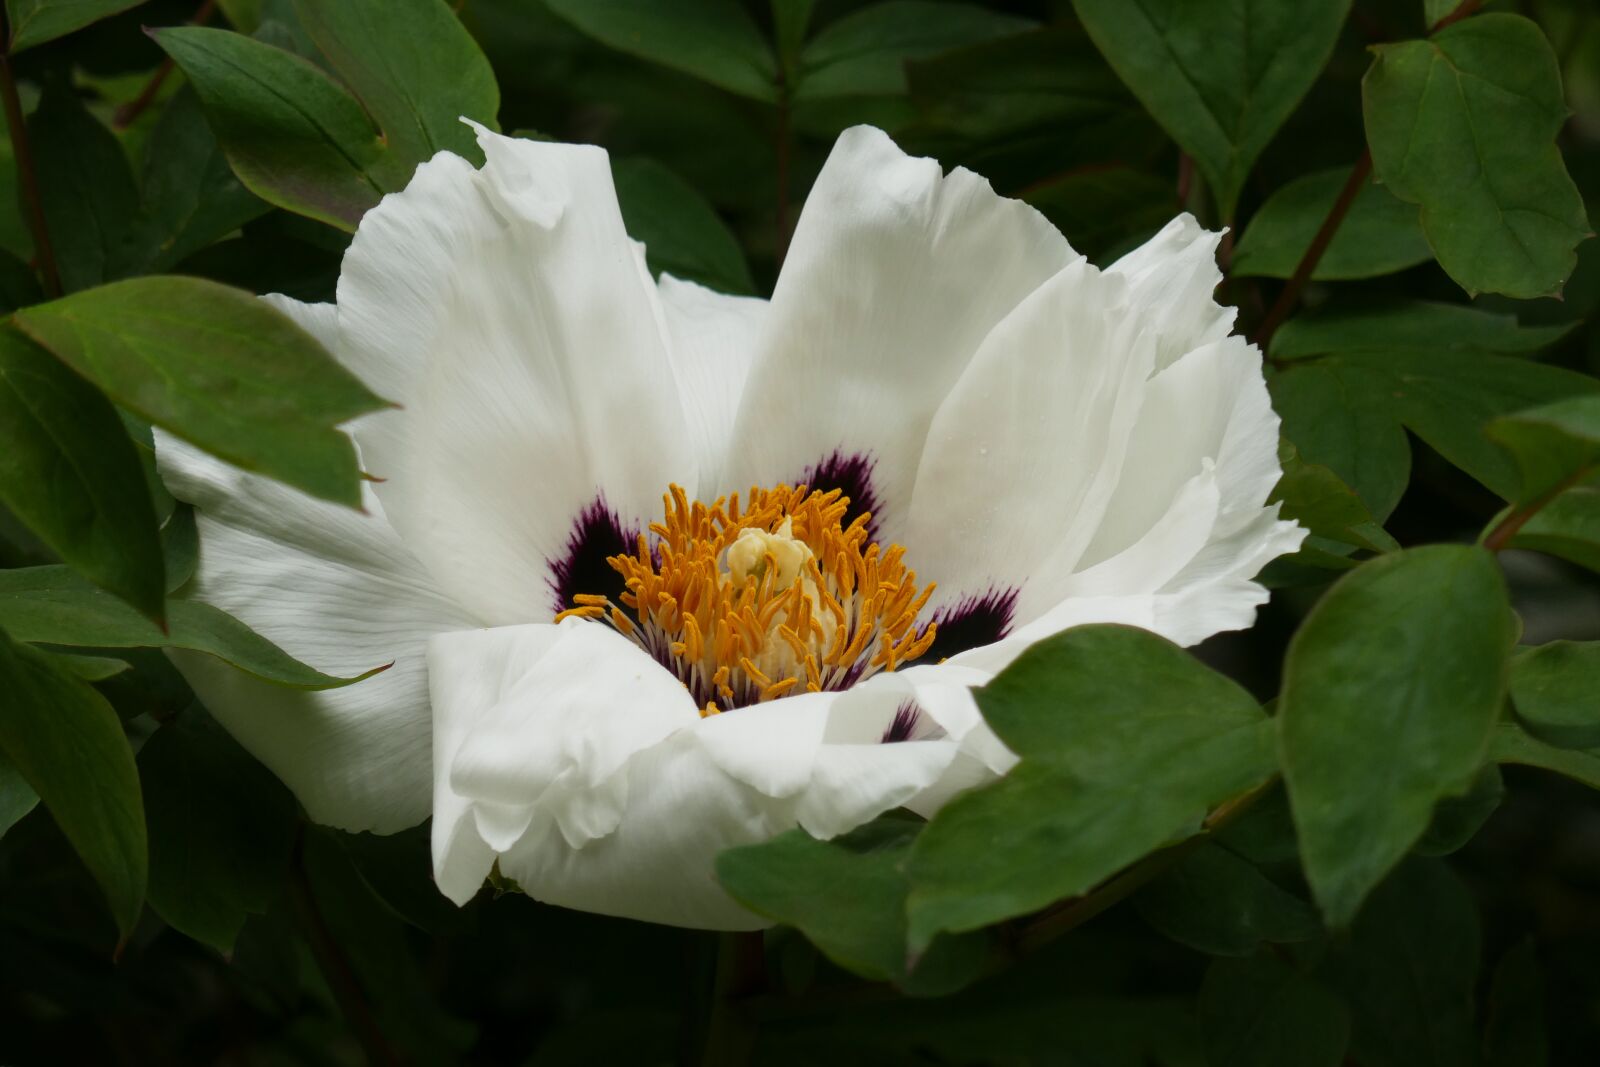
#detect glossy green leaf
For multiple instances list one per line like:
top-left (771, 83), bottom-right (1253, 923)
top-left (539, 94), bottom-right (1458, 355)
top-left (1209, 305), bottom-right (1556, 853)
top-left (131, 87), bottom-right (269, 273)
top-left (1491, 721), bottom-right (1600, 790)
top-left (140, 707), bottom-right (297, 951)
top-left (1233, 166), bottom-right (1432, 280)
top-left (544, 0), bottom-right (777, 102)
top-left (1279, 546), bottom-right (1513, 926)
top-left (1271, 299), bottom-right (1574, 360)
top-left (50, 652), bottom-right (131, 682)
top-left (1133, 841), bottom-right (1320, 957)
top-left (612, 157), bottom-right (755, 295)
top-left (1485, 939), bottom-right (1549, 1067)
top-left (1071, 0), bottom-right (1351, 220)
top-left (1317, 858), bottom-right (1479, 1067)
top-left (1510, 486), bottom-right (1600, 573)
top-left (794, 2), bottom-right (1031, 100)
top-left (0, 330), bottom-right (164, 621)
top-left (0, 627), bottom-right (146, 937)
top-left (0, 565), bottom-right (383, 689)
top-left (1199, 954), bottom-right (1349, 1067)
top-left (1508, 641), bottom-right (1600, 749)
top-left (1270, 441), bottom-right (1399, 556)
top-left (161, 504), bottom-right (198, 594)
top-left (1488, 394), bottom-right (1600, 506)
top-left (6, 0), bottom-right (145, 52)
top-left (0, 745), bottom-right (39, 839)
top-left (293, 0), bottom-right (499, 178)
top-left (1269, 364), bottom-right (1411, 521)
top-left (717, 817), bottom-right (988, 994)
top-left (1363, 13), bottom-right (1591, 299)
top-left (905, 626), bottom-right (1275, 950)
top-left (14, 276), bottom-right (387, 508)
top-left (153, 26), bottom-right (387, 231)
top-left (27, 84), bottom-right (139, 293)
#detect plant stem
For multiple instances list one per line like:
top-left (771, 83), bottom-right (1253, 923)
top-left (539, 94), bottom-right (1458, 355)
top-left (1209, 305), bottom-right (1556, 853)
top-left (287, 828), bottom-right (404, 1067)
top-left (697, 931), bottom-right (764, 1066)
top-left (113, 0), bottom-right (217, 130)
top-left (1251, 151), bottom-right (1371, 351)
top-left (1482, 467), bottom-right (1590, 552)
top-left (0, 41), bottom-right (60, 298)
top-left (1431, 0), bottom-right (1483, 33)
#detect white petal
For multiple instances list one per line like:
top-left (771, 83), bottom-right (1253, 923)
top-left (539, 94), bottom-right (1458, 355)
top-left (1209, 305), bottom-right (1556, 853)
top-left (336, 127), bottom-right (693, 626)
top-left (657, 274), bottom-right (767, 487)
top-left (1106, 214), bottom-right (1234, 371)
top-left (724, 125), bottom-right (1077, 533)
top-left (157, 427), bottom-right (479, 834)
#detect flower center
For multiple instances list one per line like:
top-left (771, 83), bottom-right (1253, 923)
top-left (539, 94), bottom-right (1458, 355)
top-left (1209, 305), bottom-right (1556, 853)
top-left (557, 484), bottom-right (938, 715)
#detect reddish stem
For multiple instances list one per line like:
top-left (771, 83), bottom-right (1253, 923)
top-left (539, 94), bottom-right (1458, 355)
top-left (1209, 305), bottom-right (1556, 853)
top-left (0, 46), bottom-right (59, 297)
top-left (113, 0), bottom-right (217, 130)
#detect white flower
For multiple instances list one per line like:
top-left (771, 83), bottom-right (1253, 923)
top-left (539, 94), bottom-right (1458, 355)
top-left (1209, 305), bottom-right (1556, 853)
top-left (158, 124), bottom-right (1304, 929)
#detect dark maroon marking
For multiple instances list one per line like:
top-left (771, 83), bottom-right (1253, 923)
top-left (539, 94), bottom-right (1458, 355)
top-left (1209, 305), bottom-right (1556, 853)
top-left (548, 497), bottom-right (637, 616)
top-left (882, 701), bottom-right (922, 743)
top-left (800, 450), bottom-right (882, 539)
top-left (924, 588), bottom-right (1018, 662)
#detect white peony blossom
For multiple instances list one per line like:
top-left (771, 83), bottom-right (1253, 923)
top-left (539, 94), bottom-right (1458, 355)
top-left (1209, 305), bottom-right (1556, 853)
top-left (157, 123), bottom-right (1304, 929)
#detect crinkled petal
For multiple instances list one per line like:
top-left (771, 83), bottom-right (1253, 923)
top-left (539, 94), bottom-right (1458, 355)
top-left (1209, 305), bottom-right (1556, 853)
top-left (724, 125), bottom-right (1078, 533)
top-left (336, 126), bottom-right (693, 625)
top-left (1106, 213), bottom-right (1235, 371)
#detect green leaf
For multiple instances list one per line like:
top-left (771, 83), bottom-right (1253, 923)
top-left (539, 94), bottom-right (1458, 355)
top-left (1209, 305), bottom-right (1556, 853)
top-left (1071, 0), bottom-right (1351, 221)
top-left (1133, 841), bottom-right (1320, 956)
top-left (1508, 641), bottom-right (1600, 749)
top-left (14, 276), bottom-right (387, 508)
top-left (1317, 858), bottom-right (1480, 1067)
top-left (162, 503), bottom-right (198, 594)
top-left (717, 817), bottom-right (988, 993)
top-left (1270, 441), bottom-right (1399, 556)
top-left (905, 625), bottom-right (1275, 951)
top-left (1269, 364), bottom-right (1412, 521)
top-left (50, 651), bottom-right (132, 682)
top-left (544, 0), bottom-right (777, 102)
top-left (1271, 299), bottom-right (1574, 360)
top-left (0, 627), bottom-right (146, 937)
top-left (0, 564), bottom-right (383, 689)
top-left (5, 0), bottom-right (145, 52)
top-left (1363, 13), bottom-right (1592, 299)
top-left (131, 87), bottom-right (269, 273)
top-left (27, 84), bottom-right (139, 293)
top-left (1021, 167), bottom-right (1176, 264)
top-left (292, 0), bottom-right (499, 178)
top-left (0, 745), bottom-right (39, 839)
top-left (1492, 720), bottom-right (1600, 790)
top-left (1488, 394), bottom-right (1600, 506)
top-left (1414, 763), bottom-right (1503, 856)
top-left (1278, 546), bottom-right (1513, 926)
top-left (0, 330), bottom-right (165, 621)
top-left (794, 2), bottom-right (1031, 100)
top-left (1233, 166), bottom-right (1433, 280)
top-left (1510, 486), bottom-right (1600, 572)
top-left (152, 26), bottom-right (388, 232)
top-left (612, 157), bottom-right (755, 295)
top-left (140, 707), bottom-right (297, 951)
top-left (1198, 955), bottom-right (1350, 1067)
top-left (1485, 939), bottom-right (1549, 1067)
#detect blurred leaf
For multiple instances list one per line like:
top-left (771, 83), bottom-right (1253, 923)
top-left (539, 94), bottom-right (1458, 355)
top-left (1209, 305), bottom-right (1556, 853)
top-left (14, 276), bottom-right (387, 508)
top-left (0, 627), bottom-right (145, 937)
top-left (1198, 954), bottom-right (1349, 1067)
top-left (1133, 842), bottom-right (1319, 957)
top-left (544, 0), bottom-right (777, 102)
top-left (1510, 486), bottom-right (1600, 572)
top-left (216, 0), bottom-right (263, 33)
top-left (718, 816), bottom-right (989, 994)
top-left (27, 85), bottom-right (138, 293)
top-left (0, 746), bottom-right (39, 839)
top-left (1021, 166), bottom-right (1174, 263)
top-left (1269, 364), bottom-right (1411, 521)
top-left (293, 0), bottom-right (499, 179)
top-left (131, 87), bottom-right (269, 273)
top-left (1363, 13), bottom-right (1591, 299)
top-left (50, 651), bottom-right (130, 681)
top-left (794, 2), bottom-right (1031, 99)
top-left (1488, 394), bottom-right (1600, 506)
top-left (0, 564), bottom-right (384, 689)
top-left (1485, 939), bottom-right (1548, 1067)
top-left (140, 707), bottom-right (297, 951)
top-left (5, 0), bottom-right (145, 52)
top-left (0, 330), bottom-right (165, 621)
top-left (612, 157), bottom-right (755, 295)
top-left (1317, 858), bottom-right (1479, 1067)
top-left (0, 248), bottom-right (41, 314)
top-left (1279, 546), bottom-right (1513, 926)
top-left (153, 26), bottom-right (387, 231)
top-left (1233, 165), bottom-right (1432, 280)
top-left (1270, 441), bottom-right (1399, 556)
top-left (161, 503), bottom-right (197, 594)
top-left (1414, 763), bottom-right (1503, 856)
top-left (905, 625), bottom-right (1274, 950)
top-left (1271, 299), bottom-right (1574, 360)
top-left (1071, 0), bottom-right (1351, 221)
top-left (1508, 640), bottom-right (1600, 749)
top-left (1492, 720), bottom-right (1600, 790)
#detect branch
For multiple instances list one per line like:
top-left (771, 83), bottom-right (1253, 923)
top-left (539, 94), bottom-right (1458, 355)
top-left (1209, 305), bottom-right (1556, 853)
top-left (1483, 467), bottom-right (1590, 552)
top-left (0, 47), bottom-right (60, 297)
top-left (113, 0), bottom-right (217, 130)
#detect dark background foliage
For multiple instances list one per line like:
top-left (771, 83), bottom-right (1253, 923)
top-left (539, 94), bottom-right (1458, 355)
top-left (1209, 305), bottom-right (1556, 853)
top-left (2, 0), bottom-right (1600, 1064)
